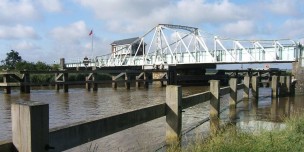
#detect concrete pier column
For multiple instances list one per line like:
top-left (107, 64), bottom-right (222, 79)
top-left (112, 76), bottom-right (117, 89)
top-left (63, 73), bottom-right (68, 92)
top-left (152, 72), bottom-right (166, 87)
top-left (92, 73), bottom-right (98, 92)
top-left (210, 80), bottom-right (220, 134)
top-left (23, 73), bottom-right (31, 93)
top-left (279, 76), bottom-right (287, 96)
top-left (85, 76), bottom-right (91, 91)
top-left (252, 76), bottom-right (259, 99)
top-left (243, 76), bottom-right (250, 99)
top-left (229, 78), bottom-right (237, 120)
top-left (166, 85), bottom-right (182, 146)
top-left (286, 75), bottom-right (291, 95)
top-left (125, 74), bottom-right (130, 90)
top-left (3, 74), bottom-right (11, 94)
top-left (55, 73), bottom-right (60, 91)
top-left (272, 75), bottom-right (279, 98)
top-left (12, 101), bottom-right (49, 152)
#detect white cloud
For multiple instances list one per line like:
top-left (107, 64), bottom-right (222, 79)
top-left (220, 20), bottom-right (256, 37)
top-left (13, 41), bottom-right (40, 51)
top-left (0, 24), bottom-right (39, 40)
top-left (280, 19), bottom-right (304, 38)
top-left (266, 0), bottom-right (303, 16)
top-left (0, 0), bottom-right (39, 24)
top-left (75, 0), bottom-right (250, 33)
top-left (50, 21), bottom-right (89, 43)
top-left (37, 0), bottom-right (63, 12)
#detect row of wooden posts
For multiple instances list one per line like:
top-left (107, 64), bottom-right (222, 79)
top-left (0, 75), bottom-right (292, 152)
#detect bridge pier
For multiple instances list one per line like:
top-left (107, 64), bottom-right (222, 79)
top-left (252, 76), bottom-right (259, 99)
top-left (136, 72), bottom-right (149, 88)
top-left (86, 72), bottom-right (98, 91)
top-left (152, 71), bottom-right (166, 87)
top-left (272, 75), bottom-right (279, 98)
top-left (20, 73), bottom-right (30, 94)
top-left (243, 76), bottom-right (250, 99)
top-left (3, 75), bottom-right (11, 94)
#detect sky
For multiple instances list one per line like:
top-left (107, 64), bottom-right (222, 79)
top-left (0, 0), bottom-right (304, 64)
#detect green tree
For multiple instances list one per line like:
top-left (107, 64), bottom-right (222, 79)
top-left (1, 50), bottom-right (22, 70)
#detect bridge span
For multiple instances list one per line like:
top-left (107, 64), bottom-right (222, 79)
top-left (64, 24), bottom-right (301, 70)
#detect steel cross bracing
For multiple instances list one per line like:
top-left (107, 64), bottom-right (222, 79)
top-left (65, 24), bottom-right (300, 69)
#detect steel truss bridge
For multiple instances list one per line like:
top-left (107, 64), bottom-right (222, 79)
top-left (65, 24), bottom-right (301, 69)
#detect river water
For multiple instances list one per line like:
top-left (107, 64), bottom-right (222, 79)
top-left (0, 86), bottom-right (303, 151)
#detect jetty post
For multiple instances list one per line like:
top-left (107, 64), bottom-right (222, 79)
top-left (12, 101), bottom-right (49, 152)
top-left (210, 80), bottom-right (220, 134)
top-left (166, 85), bottom-right (182, 146)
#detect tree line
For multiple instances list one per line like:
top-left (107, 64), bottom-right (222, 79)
top-left (0, 50), bottom-right (111, 84)
top-left (0, 50), bottom-right (59, 71)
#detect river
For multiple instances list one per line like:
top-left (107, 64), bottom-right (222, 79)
top-left (0, 86), bottom-right (303, 151)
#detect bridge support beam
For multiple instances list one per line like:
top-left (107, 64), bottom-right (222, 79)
top-left (272, 75), bottom-right (279, 98)
top-left (125, 74), bottom-right (130, 90)
top-left (252, 76), bottom-right (259, 99)
top-left (3, 75), bottom-right (11, 94)
top-left (63, 73), bottom-right (68, 92)
top-left (210, 80), bottom-right (220, 134)
top-left (243, 76), bottom-right (250, 99)
top-left (152, 72), bottom-right (166, 87)
top-left (112, 76), bottom-right (117, 89)
top-left (229, 78), bottom-right (237, 121)
top-left (136, 72), bottom-right (148, 88)
top-left (279, 76), bottom-right (287, 97)
top-left (20, 73), bottom-right (30, 94)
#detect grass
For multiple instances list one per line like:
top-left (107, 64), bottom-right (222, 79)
top-left (168, 110), bottom-right (304, 152)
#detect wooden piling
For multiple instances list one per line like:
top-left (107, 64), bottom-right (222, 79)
top-left (210, 80), bottom-right (220, 134)
top-left (12, 101), bottom-right (49, 152)
top-left (166, 85), bottom-right (182, 145)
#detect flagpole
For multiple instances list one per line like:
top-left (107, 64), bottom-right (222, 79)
top-left (91, 30), bottom-right (94, 61)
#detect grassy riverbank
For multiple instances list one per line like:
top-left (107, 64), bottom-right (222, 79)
top-left (170, 111), bottom-right (304, 152)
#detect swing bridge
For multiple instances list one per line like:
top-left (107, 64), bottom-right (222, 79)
top-left (65, 24), bottom-right (300, 69)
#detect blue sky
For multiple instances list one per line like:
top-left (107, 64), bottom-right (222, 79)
top-left (0, 0), bottom-right (304, 64)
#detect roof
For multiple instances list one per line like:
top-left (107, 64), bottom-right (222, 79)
top-left (111, 37), bottom-right (139, 46)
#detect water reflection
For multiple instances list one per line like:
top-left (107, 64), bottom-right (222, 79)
top-left (0, 87), bottom-right (304, 151)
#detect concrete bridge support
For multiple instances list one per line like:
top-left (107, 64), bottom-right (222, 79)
top-left (152, 72), bottom-right (166, 87)
top-left (86, 73), bottom-right (98, 92)
top-left (229, 78), bottom-right (237, 120)
top-left (136, 72), bottom-right (148, 88)
top-left (272, 76), bottom-right (279, 98)
top-left (243, 76), bottom-right (250, 99)
top-left (20, 73), bottom-right (30, 94)
top-left (252, 76), bottom-right (259, 99)
top-left (3, 75), bottom-right (11, 94)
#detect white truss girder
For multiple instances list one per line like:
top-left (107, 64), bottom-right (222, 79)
top-left (64, 24), bottom-right (299, 69)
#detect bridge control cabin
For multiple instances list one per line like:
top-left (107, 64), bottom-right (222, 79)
top-left (111, 37), bottom-right (146, 57)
